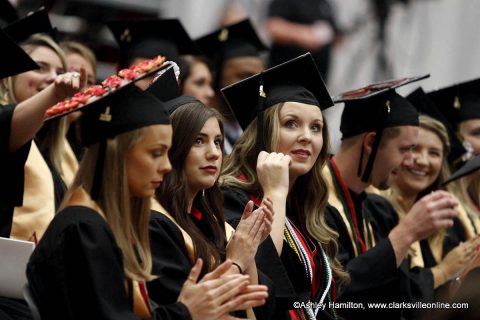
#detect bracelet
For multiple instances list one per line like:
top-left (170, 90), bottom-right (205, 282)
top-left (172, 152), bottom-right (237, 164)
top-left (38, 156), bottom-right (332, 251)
top-left (232, 262), bottom-right (244, 274)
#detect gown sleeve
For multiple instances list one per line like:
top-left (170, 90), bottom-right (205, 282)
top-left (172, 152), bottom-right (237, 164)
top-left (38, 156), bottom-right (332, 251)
top-left (147, 211), bottom-right (193, 306)
top-left (27, 207), bottom-right (191, 320)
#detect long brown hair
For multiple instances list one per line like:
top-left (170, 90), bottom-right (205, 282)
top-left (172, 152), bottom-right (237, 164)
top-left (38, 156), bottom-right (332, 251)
top-left (63, 128), bottom-right (153, 281)
top-left (220, 102), bottom-right (350, 285)
top-left (155, 102), bottom-right (227, 274)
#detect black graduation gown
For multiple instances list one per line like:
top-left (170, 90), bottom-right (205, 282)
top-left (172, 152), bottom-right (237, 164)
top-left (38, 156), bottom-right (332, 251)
top-left (26, 206), bottom-right (191, 320)
top-left (147, 211), bottom-right (194, 306)
top-left (0, 104), bottom-right (31, 236)
top-left (222, 186), bottom-right (337, 320)
top-left (325, 193), bottom-right (434, 319)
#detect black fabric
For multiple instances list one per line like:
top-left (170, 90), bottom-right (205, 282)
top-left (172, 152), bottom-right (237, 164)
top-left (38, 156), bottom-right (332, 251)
top-left (0, 298), bottom-right (32, 320)
top-left (443, 154), bottom-right (480, 186)
top-left (0, 0), bottom-right (18, 26)
top-left (195, 19), bottom-right (267, 62)
top-left (222, 186), bottom-right (337, 320)
top-left (427, 78), bottom-right (480, 123)
top-left (107, 18), bottom-right (200, 66)
top-left (0, 29), bottom-right (39, 78)
top-left (79, 85), bottom-right (169, 147)
top-left (221, 53), bottom-right (333, 130)
top-left (26, 206), bottom-right (190, 320)
top-left (268, 0), bottom-right (335, 78)
top-left (325, 193), bottom-right (434, 319)
top-left (147, 66), bottom-right (182, 106)
top-left (3, 8), bottom-right (56, 43)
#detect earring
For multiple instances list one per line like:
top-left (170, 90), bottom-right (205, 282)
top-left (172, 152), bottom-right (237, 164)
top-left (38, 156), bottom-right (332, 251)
top-left (202, 189), bottom-right (205, 198)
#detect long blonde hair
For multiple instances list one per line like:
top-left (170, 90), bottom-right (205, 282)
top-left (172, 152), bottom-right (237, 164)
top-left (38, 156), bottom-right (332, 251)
top-left (220, 103), bottom-right (349, 284)
top-left (1, 33), bottom-right (69, 175)
top-left (64, 128), bottom-right (153, 281)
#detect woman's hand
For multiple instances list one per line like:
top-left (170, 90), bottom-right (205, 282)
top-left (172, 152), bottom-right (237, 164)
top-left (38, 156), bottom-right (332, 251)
top-left (256, 151), bottom-right (291, 199)
top-left (52, 67), bottom-right (87, 100)
top-left (439, 237), bottom-right (480, 282)
top-left (178, 259), bottom-right (268, 320)
top-left (226, 201), bottom-right (267, 272)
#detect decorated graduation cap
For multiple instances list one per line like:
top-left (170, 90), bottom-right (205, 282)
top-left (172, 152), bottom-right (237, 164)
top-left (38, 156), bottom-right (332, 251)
top-left (3, 7), bottom-right (56, 43)
top-left (221, 52), bottom-right (333, 151)
top-left (442, 154), bottom-right (480, 186)
top-left (195, 19), bottom-right (267, 62)
top-left (336, 75), bottom-right (428, 182)
top-left (107, 18), bottom-right (200, 67)
top-left (0, 29), bottom-right (39, 78)
top-left (427, 78), bottom-right (480, 125)
top-left (0, 0), bottom-right (19, 27)
top-left (407, 87), bottom-right (468, 166)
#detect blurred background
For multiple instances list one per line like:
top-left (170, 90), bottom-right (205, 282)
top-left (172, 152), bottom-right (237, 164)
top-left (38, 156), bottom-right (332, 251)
top-left (4, 0), bottom-right (480, 149)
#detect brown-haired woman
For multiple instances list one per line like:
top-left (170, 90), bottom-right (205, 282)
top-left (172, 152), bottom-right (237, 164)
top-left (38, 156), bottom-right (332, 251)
top-left (148, 99), bottom-right (271, 318)
top-left (178, 55), bottom-right (215, 107)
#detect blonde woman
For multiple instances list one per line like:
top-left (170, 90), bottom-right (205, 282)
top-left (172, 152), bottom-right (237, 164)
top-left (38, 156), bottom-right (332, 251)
top-left (384, 115), bottom-right (480, 297)
top-left (220, 54), bottom-right (348, 319)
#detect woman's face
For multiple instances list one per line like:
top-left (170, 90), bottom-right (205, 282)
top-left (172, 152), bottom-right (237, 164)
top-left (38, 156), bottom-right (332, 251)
top-left (459, 119), bottom-right (480, 155)
top-left (185, 117), bottom-right (223, 194)
top-left (182, 61), bottom-right (214, 106)
top-left (13, 46), bottom-right (65, 102)
top-left (127, 125), bottom-right (172, 198)
top-left (276, 102), bottom-right (324, 179)
top-left (66, 52), bottom-right (95, 85)
top-left (393, 127), bottom-right (444, 196)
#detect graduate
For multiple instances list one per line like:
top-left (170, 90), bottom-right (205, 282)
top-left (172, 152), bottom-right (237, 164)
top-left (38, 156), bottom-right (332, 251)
top-left (26, 79), bottom-right (262, 320)
top-left (325, 77), bottom-right (459, 318)
top-left (195, 19), bottom-right (267, 152)
top-left (427, 79), bottom-right (480, 213)
top-left (145, 68), bottom-right (270, 319)
top-left (382, 115), bottom-right (480, 303)
top-left (219, 53), bottom-right (348, 319)
top-left (1, 8), bottom-right (84, 241)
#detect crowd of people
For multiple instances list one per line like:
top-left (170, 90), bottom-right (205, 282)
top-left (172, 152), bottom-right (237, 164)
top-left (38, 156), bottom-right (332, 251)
top-left (1, 3), bottom-right (480, 320)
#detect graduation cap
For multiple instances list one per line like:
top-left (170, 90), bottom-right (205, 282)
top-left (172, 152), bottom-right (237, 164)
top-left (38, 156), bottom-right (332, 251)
top-left (107, 18), bottom-right (200, 67)
top-left (336, 75), bottom-right (429, 182)
top-left (79, 80), bottom-right (169, 200)
top-left (0, 0), bottom-right (19, 27)
top-left (221, 52), bottom-right (333, 151)
top-left (195, 19), bottom-right (267, 62)
top-left (3, 7), bottom-right (56, 43)
top-left (442, 154), bottom-right (480, 186)
top-left (0, 29), bottom-right (39, 78)
top-left (427, 78), bottom-right (480, 125)
top-left (147, 64), bottom-right (200, 114)
top-left (407, 87), bottom-right (468, 166)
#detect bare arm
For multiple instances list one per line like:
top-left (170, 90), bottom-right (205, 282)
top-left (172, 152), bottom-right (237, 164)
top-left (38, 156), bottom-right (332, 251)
top-left (9, 68), bottom-right (86, 152)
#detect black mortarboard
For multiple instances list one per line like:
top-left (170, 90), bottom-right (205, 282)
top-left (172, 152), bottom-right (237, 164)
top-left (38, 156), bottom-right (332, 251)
top-left (195, 19), bottom-right (267, 61)
top-left (336, 75), bottom-right (428, 182)
top-left (147, 64), bottom-right (200, 114)
top-left (79, 82), bottom-right (169, 200)
top-left (407, 87), bottom-right (468, 166)
top-left (0, 29), bottom-right (39, 78)
top-left (442, 154), bottom-right (480, 186)
top-left (427, 78), bottom-right (480, 125)
top-left (107, 19), bottom-right (200, 67)
top-left (0, 0), bottom-right (18, 27)
top-left (3, 7), bottom-right (56, 43)
top-left (221, 53), bottom-right (332, 151)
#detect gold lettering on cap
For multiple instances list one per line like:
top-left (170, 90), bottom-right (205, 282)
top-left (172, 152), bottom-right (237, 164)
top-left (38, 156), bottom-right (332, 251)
top-left (386, 100), bottom-right (391, 113)
top-left (120, 28), bottom-right (132, 43)
top-left (99, 106), bottom-right (112, 122)
top-left (218, 28), bottom-right (229, 42)
top-left (259, 85), bottom-right (266, 98)
top-left (454, 96), bottom-right (461, 109)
